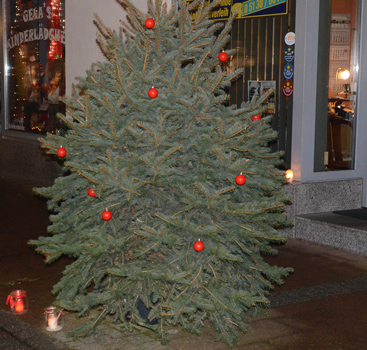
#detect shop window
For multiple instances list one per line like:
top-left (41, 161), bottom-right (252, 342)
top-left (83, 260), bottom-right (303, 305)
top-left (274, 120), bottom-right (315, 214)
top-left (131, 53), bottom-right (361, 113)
top-left (4, 0), bottom-right (65, 134)
top-left (314, 0), bottom-right (360, 171)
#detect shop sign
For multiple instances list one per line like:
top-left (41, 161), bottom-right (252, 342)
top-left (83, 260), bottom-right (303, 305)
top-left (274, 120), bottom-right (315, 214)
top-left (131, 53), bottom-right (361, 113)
top-left (284, 46), bottom-right (294, 63)
top-left (186, 0), bottom-right (288, 21)
top-left (6, 4), bottom-right (65, 51)
top-left (234, 0), bottom-right (288, 19)
top-left (283, 63), bottom-right (294, 80)
top-left (283, 80), bottom-right (293, 97)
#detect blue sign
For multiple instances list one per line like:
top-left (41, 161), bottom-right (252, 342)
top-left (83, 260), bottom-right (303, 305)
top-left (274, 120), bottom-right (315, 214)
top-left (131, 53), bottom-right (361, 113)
top-left (284, 46), bottom-right (294, 63)
top-left (239, 0), bottom-right (287, 18)
top-left (283, 63), bottom-right (294, 80)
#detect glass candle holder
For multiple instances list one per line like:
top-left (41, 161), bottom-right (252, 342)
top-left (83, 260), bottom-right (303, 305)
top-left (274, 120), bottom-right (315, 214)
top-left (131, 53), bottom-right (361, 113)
top-left (44, 306), bottom-right (64, 331)
top-left (6, 290), bottom-right (28, 314)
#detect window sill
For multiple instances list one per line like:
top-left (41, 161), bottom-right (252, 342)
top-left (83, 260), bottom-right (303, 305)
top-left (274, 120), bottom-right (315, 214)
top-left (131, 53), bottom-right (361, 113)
top-left (0, 129), bottom-right (46, 143)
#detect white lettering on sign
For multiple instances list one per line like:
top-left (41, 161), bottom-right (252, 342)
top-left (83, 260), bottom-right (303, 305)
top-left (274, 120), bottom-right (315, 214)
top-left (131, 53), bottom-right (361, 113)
top-left (23, 6), bottom-right (52, 23)
top-left (7, 28), bottom-right (65, 51)
top-left (8, 5), bottom-right (64, 50)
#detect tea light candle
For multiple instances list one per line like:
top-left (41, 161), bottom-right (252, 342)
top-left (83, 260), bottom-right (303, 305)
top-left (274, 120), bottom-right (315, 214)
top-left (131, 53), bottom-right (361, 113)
top-left (48, 314), bottom-right (58, 330)
top-left (286, 169), bottom-right (294, 183)
top-left (15, 299), bottom-right (24, 313)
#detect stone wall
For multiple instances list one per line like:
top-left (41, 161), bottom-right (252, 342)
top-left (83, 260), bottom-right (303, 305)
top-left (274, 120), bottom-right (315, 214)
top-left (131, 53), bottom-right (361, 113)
top-left (283, 178), bottom-right (363, 238)
top-left (0, 131), bottom-right (62, 186)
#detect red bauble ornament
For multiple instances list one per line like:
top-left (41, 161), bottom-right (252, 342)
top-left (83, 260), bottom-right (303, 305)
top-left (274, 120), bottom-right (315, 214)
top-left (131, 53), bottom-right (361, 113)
top-left (235, 173), bottom-right (246, 185)
top-left (102, 209), bottom-right (112, 221)
top-left (251, 114), bottom-right (261, 121)
top-left (57, 146), bottom-right (67, 158)
top-left (193, 240), bottom-right (204, 252)
top-left (88, 188), bottom-right (96, 197)
top-left (145, 18), bottom-right (155, 29)
top-left (218, 51), bottom-right (228, 62)
top-left (45, 254), bottom-right (50, 258)
top-left (148, 87), bottom-right (158, 99)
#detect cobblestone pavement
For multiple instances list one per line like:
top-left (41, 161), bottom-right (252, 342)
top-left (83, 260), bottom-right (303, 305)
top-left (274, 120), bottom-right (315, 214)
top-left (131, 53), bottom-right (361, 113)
top-left (1, 175), bottom-right (367, 350)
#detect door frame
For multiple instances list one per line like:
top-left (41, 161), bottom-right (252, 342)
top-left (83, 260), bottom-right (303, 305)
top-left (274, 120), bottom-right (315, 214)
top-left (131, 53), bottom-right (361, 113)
top-left (291, 0), bottom-right (367, 206)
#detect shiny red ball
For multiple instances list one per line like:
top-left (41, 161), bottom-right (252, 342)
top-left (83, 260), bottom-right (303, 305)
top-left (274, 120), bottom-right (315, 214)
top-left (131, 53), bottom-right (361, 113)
top-left (57, 147), bottom-right (67, 157)
top-left (251, 114), bottom-right (261, 121)
top-left (218, 51), bottom-right (228, 62)
top-left (235, 173), bottom-right (246, 185)
top-left (102, 210), bottom-right (112, 221)
top-left (88, 188), bottom-right (96, 197)
top-left (148, 87), bottom-right (158, 99)
top-left (193, 240), bottom-right (204, 252)
top-left (145, 18), bottom-right (155, 29)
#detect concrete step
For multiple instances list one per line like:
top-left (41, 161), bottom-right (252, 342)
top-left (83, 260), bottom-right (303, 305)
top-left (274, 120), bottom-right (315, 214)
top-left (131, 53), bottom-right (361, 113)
top-left (295, 211), bottom-right (367, 256)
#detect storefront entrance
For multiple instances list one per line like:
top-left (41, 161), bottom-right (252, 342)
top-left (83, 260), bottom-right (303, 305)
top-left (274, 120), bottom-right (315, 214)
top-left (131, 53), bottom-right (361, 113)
top-left (292, 0), bottom-right (367, 206)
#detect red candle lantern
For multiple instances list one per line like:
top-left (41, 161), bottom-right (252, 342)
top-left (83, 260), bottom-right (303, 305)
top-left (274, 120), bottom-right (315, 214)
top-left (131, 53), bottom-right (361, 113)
top-left (6, 290), bottom-right (28, 314)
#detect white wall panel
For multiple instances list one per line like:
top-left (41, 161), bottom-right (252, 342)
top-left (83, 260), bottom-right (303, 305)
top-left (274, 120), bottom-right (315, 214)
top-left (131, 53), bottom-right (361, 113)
top-left (65, 0), bottom-right (149, 94)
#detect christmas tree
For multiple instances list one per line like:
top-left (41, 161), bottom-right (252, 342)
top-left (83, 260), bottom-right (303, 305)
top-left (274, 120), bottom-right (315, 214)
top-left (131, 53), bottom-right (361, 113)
top-left (30, 0), bottom-right (292, 346)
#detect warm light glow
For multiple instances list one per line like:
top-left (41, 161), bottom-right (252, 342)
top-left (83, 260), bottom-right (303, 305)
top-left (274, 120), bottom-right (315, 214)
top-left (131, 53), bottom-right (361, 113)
top-left (48, 315), bottom-right (58, 330)
top-left (339, 69), bottom-right (350, 80)
top-left (286, 169), bottom-right (293, 183)
top-left (7, 290), bottom-right (27, 314)
top-left (45, 306), bottom-right (64, 331)
top-left (15, 299), bottom-right (24, 313)
top-left (336, 68), bottom-right (350, 81)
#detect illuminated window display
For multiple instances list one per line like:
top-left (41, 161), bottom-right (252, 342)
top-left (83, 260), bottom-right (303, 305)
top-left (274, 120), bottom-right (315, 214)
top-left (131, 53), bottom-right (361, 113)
top-left (4, 0), bottom-right (65, 134)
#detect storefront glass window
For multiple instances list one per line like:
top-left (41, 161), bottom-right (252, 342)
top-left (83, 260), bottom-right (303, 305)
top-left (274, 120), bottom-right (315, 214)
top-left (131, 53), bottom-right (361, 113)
top-left (314, 0), bottom-right (360, 171)
top-left (4, 0), bottom-right (65, 134)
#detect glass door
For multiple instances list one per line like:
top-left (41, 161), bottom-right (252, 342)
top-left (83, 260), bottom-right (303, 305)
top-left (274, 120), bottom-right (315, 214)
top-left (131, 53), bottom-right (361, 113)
top-left (314, 0), bottom-right (360, 171)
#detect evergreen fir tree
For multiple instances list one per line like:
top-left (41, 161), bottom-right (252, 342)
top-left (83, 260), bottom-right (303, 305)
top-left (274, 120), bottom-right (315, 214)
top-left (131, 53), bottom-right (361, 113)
top-left (30, 0), bottom-right (292, 346)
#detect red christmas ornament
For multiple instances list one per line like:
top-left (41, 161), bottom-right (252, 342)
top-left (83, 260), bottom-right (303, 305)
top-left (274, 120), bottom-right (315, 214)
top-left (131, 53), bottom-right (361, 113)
top-left (145, 18), bottom-right (155, 29)
top-left (148, 87), bottom-right (158, 99)
top-left (251, 114), bottom-right (261, 121)
top-left (57, 146), bottom-right (67, 158)
top-left (102, 209), bottom-right (112, 221)
top-left (193, 240), bottom-right (204, 252)
top-left (218, 51), bottom-right (228, 62)
top-left (45, 254), bottom-right (50, 258)
top-left (88, 188), bottom-right (96, 197)
top-left (235, 173), bottom-right (246, 185)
